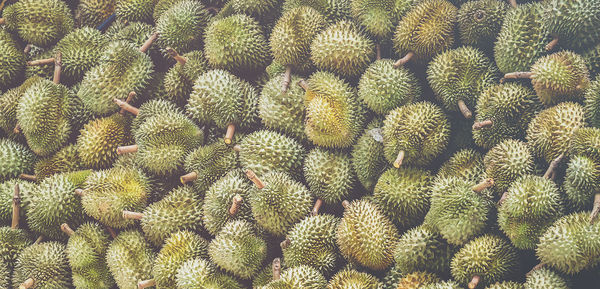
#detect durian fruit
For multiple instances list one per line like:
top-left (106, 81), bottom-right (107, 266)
top-left (569, 126), bottom-right (600, 160)
top-left (282, 214), bottom-right (340, 274)
top-left (105, 230), bottom-right (155, 289)
top-left (392, 0), bottom-right (457, 66)
top-left (162, 50), bottom-right (209, 107)
top-left (260, 265), bottom-right (327, 289)
top-left (395, 271), bottom-right (440, 289)
top-left (61, 222), bottom-right (115, 289)
top-left (0, 138), bottom-right (36, 182)
top-left (282, 0), bottom-right (352, 24)
top-left (34, 143), bottom-right (83, 180)
top-left (542, 0), bottom-right (600, 52)
top-left (358, 59), bottom-right (421, 115)
top-left (259, 73), bottom-right (307, 141)
top-left (351, 118), bottom-right (388, 192)
top-left (427, 46), bottom-right (500, 119)
top-left (382, 101), bottom-right (450, 168)
top-left (203, 14), bottom-right (269, 76)
top-left (237, 130), bottom-right (305, 179)
top-left (563, 154), bottom-right (600, 212)
top-left (105, 21), bottom-right (165, 63)
top-left (25, 49), bottom-right (55, 81)
top-left (0, 259), bottom-right (8, 289)
top-left (336, 199), bottom-right (399, 270)
top-left (222, 0), bottom-right (283, 26)
top-left (585, 79), bottom-right (600, 127)
top-left (327, 268), bottom-right (381, 289)
top-left (310, 20), bottom-right (375, 78)
top-left (451, 235), bottom-right (520, 289)
top-left (304, 148), bottom-right (354, 207)
top-left (484, 139), bottom-right (534, 195)
top-left (0, 77), bottom-right (41, 139)
top-left (494, 3), bottom-right (548, 74)
top-left (114, 0), bottom-right (155, 22)
top-left (247, 170), bottom-right (312, 237)
top-left (1, 0), bottom-right (74, 47)
top-left (126, 98), bottom-right (178, 133)
top-left (523, 268), bottom-right (569, 289)
top-left (381, 266), bottom-right (403, 289)
top-left (121, 185), bottom-right (203, 247)
top-left (526, 102), bottom-right (585, 164)
top-left (152, 0), bottom-right (184, 21)
top-left (484, 281), bottom-right (524, 289)
top-left (76, 113), bottom-right (132, 170)
top-left (457, 0), bottom-right (509, 52)
top-left (436, 149), bottom-right (485, 184)
top-left (0, 37), bottom-right (26, 91)
top-left (0, 179), bottom-right (34, 225)
top-left (350, 0), bottom-right (399, 42)
top-left (187, 69), bottom-right (258, 144)
top-left (536, 211), bottom-right (600, 274)
top-left (208, 220), bottom-right (267, 279)
top-left (502, 51), bottom-right (590, 106)
top-left (180, 140), bottom-right (239, 194)
top-left (473, 83), bottom-right (542, 149)
top-left (425, 177), bottom-right (495, 245)
top-left (155, 1), bottom-right (212, 55)
top-left (300, 71), bottom-right (367, 148)
top-left (421, 280), bottom-right (463, 289)
top-left (583, 44), bottom-right (600, 78)
top-left (394, 225), bottom-right (453, 276)
top-left (75, 0), bottom-right (116, 28)
top-left (0, 225), bottom-right (32, 269)
top-left (373, 167), bottom-right (432, 229)
top-left (175, 257), bottom-right (245, 289)
top-left (11, 242), bottom-right (71, 289)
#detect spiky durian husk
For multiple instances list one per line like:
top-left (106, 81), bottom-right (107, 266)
top-left (282, 0), bottom-right (351, 24)
top-left (0, 227), bottom-right (32, 268)
top-left (485, 281), bottom-right (525, 289)
top-left (152, 230), bottom-right (208, 288)
top-left (66, 222), bottom-right (115, 289)
top-left (238, 130), bottom-right (305, 179)
top-left (283, 214), bottom-right (340, 274)
top-left (0, 77), bottom-right (42, 139)
top-left (203, 170), bottom-right (253, 235)
top-left (11, 242), bottom-right (71, 288)
top-left (106, 230), bottom-right (155, 289)
top-left (569, 127), bottom-right (600, 160)
top-left (0, 138), bottom-right (36, 182)
top-left (393, 0), bottom-right (457, 64)
top-left (75, 0), bottom-right (116, 28)
top-left (394, 225), bottom-right (453, 276)
top-left (451, 235), bottom-right (520, 287)
top-left (420, 280), bottom-right (463, 289)
top-left (563, 155), bottom-right (600, 211)
top-left (163, 50), bottom-right (208, 106)
top-left (437, 149), bottom-right (485, 184)
top-left (114, 0), bottom-right (155, 22)
top-left (526, 102), bottom-right (586, 163)
top-left (156, 1), bottom-right (211, 55)
top-left (327, 269), bottom-right (380, 289)
top-left (34, 143), bottom-right (84, 180)
top-left (336, 199), bottom-right (399, 270)
top-left (382, 101), bottom-right (450, 167)
top-left (351, 118), bottom-right (387, 192)
top-left (304, 148), bottom-right (354, 204)
top-left (76, 113), bottom-right (132, 170)
top-left (55, 28), bottom-right (108, 85)
top-left (0, 179), bottom-right (34, 225)
top-left (524, 268), bottom-right (569, 289)
top-left (259, 74), bottom-right (308, 141)
top-left (395, 271), bottom-right (440, 289)
top-left (105, 21), bottom-right (166, 64)
top-left (130, 99), bottom-right (178, 131)
top-left (542, 0), bottom-right (600, 52)
top-left (227, 0), bottom-right (283, 26)
top-left (184, 141), bottom-right (239, 195)
top-left (583, 44), bottom-right (600, 78)
top-left (457, 0), bottom-right (508, 52)
top-left (176, 257), bottom-right (245, 289)
top-left (381, 265), bottom-right (402, 289)
top-left (351, 0), bottom-right (397, 40)
top-left (0, 259), bottom-right (8, 289)
top-left (24, 48), bottom-right (54, 81)
top-left (0, 39), bottom-right (26, 91)
top-left (261, 265), bottom-right (327, 289)
top-left (585, 79), bottom-right (600, 128)
top-left (358, 59), bottom-right (421, 115)
top-left (427, 46), bottom-right (500, 114)
top-left (484, 139), bottom-right (534, 195)
top-left (208, 220), bottom-right (267, 279)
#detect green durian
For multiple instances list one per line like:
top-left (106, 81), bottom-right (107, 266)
top-left (0, 179), bottom-right (34, 225)
top-left (152, 0), bottom-right (184, 21)
top-left (351, 118), bottom-right (387, 192)
top-left (0, 77), bottom-right (42, 139)
top-left (583, 44), bottom-right (600, 78)
top-left (420, 281), bottom-right (463, 289)
top-left (25, 48), bottom-right (54, 81)
top-left (351, 0), bottom-right (398, 40)
top-left (52, 27), bottom-right (108, 85)
top-left (129, 98), bottom-right (178, 132)
top-left (282, 0), bottom-right (351, 23)
top-left (395, 271), bottom-right (440, 289)
top-left (0, 39), bottom-right (26, 91)
top-left (162, 50), bottom-right (209, 107)
top-left (484, 139), bottom-right (535, 195)
top-left (394, 225), bottom-right (453, 276)
top-left (0, 259), bottom-right (8, 289)
top-left (569, 127), bottom-right (600, 160)
top-left (0, 226), bottom-right (33, 268)
top-left (176, 257), bottom-right (245, 289)
top-left (457, 0), bottom-right (509, 51)
top-left (152, 230), bottom-right (209, 288)
top-left (260, 265), bottom-right (327, 289)
top-left (304, 148), bottom-right (354, 205)
top-left (585, 78), bottom-right (600, 127)
top-left (485, 281), bottom-right (524, 289)
top-left (105, 230), bottom-right (155, 289)
top-left (114, 0), bottom-right (155, 22)
top-left (105, 21), bottom-right (166, 64)
top-left (542, 0), bottom-right (600, 52)
top-left (181, 140), bottom-right (239, 194)
top-left (0, 138), bottom-right (35, 182)
top-left (381, 265), bottom-right (403, 289)
top-left (11, 242), bottom-right (71, 289)
top-left (76, 113), bottom-right (132, 170)
top-left (75, 0), bottom-right (116, 28)
top-left (238, 130), bottom-right (305, 179)
top-left (155, 1), bottom-right (212, 54)
top-left (327, 269), bottom-right (380, 289)
top-left (563, 155), bottom-right (600, 211)
top-left (524, 268), bottom-right (570, 289)
top-left (223, 0), bottom-right (283, 26)
top-left (436, 149), bottom-right (485, 184)
top-left (34, 144), bottom-right (83, 180)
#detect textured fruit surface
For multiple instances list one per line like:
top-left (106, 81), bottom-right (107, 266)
top-left (484, 139), bottom-right (534, 195)
top-left (259, 74), bottom-right (307, 141)
top-left (239, 130), bottom-right (305, 178)
top-left (0, 138), bottom-right (36, 182)
top-left (327, 269), bottom-right (380, 289)
top-left (76, 113), bottom-right (131, 169)
top-left (66, 222), bottom-right (115, 289)
top-left (351, 118), bottom-right (387, 192)
top-left (152, 230), bottom-right (209, 288)
top-left (304, 148), bottom-right (354, 204)
top-left (156, 0), bottom-right (211, 54)
top-left (11, 242), bottom-right (71, 288)
top-left (457, 0), bottom-right (508, 51)
top-left (394, 225), bottom-right (453, 276)
top-left (106, 230), bottom-right (155, 289)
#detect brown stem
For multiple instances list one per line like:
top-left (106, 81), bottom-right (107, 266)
top-left (468, 275), bottom-right (481, 289)
top-left (458, 100), bottom-right (472, 119)
top-left (393, 52), bottom-right (414, 68)
top-left (246, 169), bottom-right (265, 189)
top-left (526, 263), bottom-right (546, 276)
top-left (497, 191), bottom-right (508, 206)
top-left (501, 71), bottom-right (533, 83)
top-left (34, 235), bottom-right (43, 245)
top-left (106, 226), bottom-right (117, 239)
top-left (13, 123), bottom-right (20, 134)
top-left (166, 47), bottom-right (187, 65)
top-left (546, 37), bottom-right (559, 51)
top-left (19, 278), bottom-right (35, 289)
top-left (0, 18), bottom-right (5, 25)
top-left (224, 123), bottom-right (236, 145)
top-left (342, 200), bottom-right (350, 209)
top-left (233, 144), bottom-right (241, 152)
top-left (23, 44), bottom-right (31, 54)
top-left (119, 92), bottom-right (136, 115)
top-left (229, 194), bottom-right (243, 216)
top-left (590, 193), bottom-right (600, 223)
top-left (74, 189), bottom-right (85, 196)
top-left (393, 150), bottom-right (405, 168)
top-left (281, 66), bottom-right (292, 93)
top-left (53, 51), bottom-right (62, 84)
top-left (122, 211), bottom-right (144, 220)
top-left (272, 258), bottom-right (281, 281)
top-left (27, 58), bottom-right (55, 66)
top-left (298, 79), bottom-right (309, 91)
top-left (139, 32), bottom-right (158, 53)
top-left (113, 98), bottom-right (139, 116)
top-left (508, 0), bottom-right (517, 7)
top-left (280, 238), bottom-right (290, 250)
top-left (19, 174), bottom-right (37, 181)
top-left (138, 279), bottom-right (156, 289)
top-left (12, 184), bottom-right (20, 229)
top-left (472, 119), bottom-right (493, 130)
top-left (180, 172), bottom-right (198, 184)
top-left (376, 43), bottom-right (381, 60)
top-left (116, 144), bottom-right (138, 155)
top-left (543, 153), bottom-right (564, 180)
top-left (311, 199), bottom-right (323, 216)
top-left (61, 223), bottom-right (75, 236)
top-left (472, 178), bottom-right (494, 193)
top-left (206, 6), bottom-right (220, 14)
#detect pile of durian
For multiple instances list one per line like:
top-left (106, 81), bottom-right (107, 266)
top-left (2, 0), bottom-right (600, 288)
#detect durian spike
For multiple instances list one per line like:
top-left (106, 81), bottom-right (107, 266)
top-left (393, 52), bottom-right (414, 68)
top-left (545, 36), bottom-right (559, 51)
top-left (272, 258), bottom-right (282, 280)
top-left (139, 32), bottom-right (158, 53)
top-left (26, 58), bottom-right (56, 66)
top-left (229, 194), bottom-right (243, 216)
top-left (114, 98), bottom-right (140, 115)
top-left (468, 275), bottom-right (481, 289)
top-left (13, 123), bottom-right (20, 134)
top-left (393, 150), bottom-right (405, 168)
top-left (180, 172), bottom-right (198, 184)
top-left (500, 71), bottom-right (533, 83)
top-left (590, 193), bottom-right (600, 223)
top-left (0, 18), bottom-right (4, 25)
top-left (224, 123), bottom-right (236, 145)
top-left (280, 238), bottom-right (290, 249)
top-left (341, 200), bottom-right (350, 209)
top-left (60, 223), bottom-right (75, 236)
top-left (246, 169), bottom-right (265, 189)
top-left (472, 178), bottom-right (494, 193)
top-left (119, 92), bottom-right (137, 115)
top-left (376, 43), bottom-right (381, 60)
top-left (298, 79), bottom-right (309, 91)
top-left (543, 153), bottom-right (564, 180)
top-left (23, 44), bottom-right (32, 54)
top-left (74, 189), bottom-right (85, 196)
top-left (497, 191), bottom-right (508, 206)
top-left (116, 144), bottom-right (138, 155)
top-left (281, 66), bottom-right (292, 93)
top-left (122, 211), bottom-right (144, 220)
top-left (34, 235), bottom-right (43, 244)
top-left (526, 263), bottom-right (546, 276)
top-left (457, 100), bottom-right (473, 119)
top-left (472, 120), bottom-right (493, 130)
top-left (166, 47), bottom-right (187, 65)
top-left (19, 174), bottom-right (37, 181)
top-left (53, 51), bottom-right (62, 84)
top-left (138, 279), bottom-right (156, 289)
top-left (11, 184), bottom-right (20, 229)
top-left (96, 13), bottom-right (116, 31)
top-left (105, 226), bottom-right (117, 238)
top-left (508, 0), bottom-right (517, 8)
top-left (312, 199), bottom-right (323, 216)
top-left (233, 144), bottom-right (241, 152)
top-left (19, 278), bottom-right (35, 289)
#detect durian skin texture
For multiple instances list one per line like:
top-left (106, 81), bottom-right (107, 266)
top-left (0, 39), bottom-right (26, 91)
top-left (54, 27), bottom-right (108, 85)
top-left (351, 118), bottom-right (388, 192)
top-left (184, 140), bottom-right (239, 194)
top-left (0, 179), bottom-right (34, 225)
top-left (0, 138), bottom-right (36, 182)
top-left (436, 149), bottom-right (485, 184)
top-left (457, 0), bottom-right (509, 51)
top-left (261, 265), bottom-right (327, 289)
top-left (304, 148), bottom-right (354, 204)
top-left (115, 0), bottom-right (155, 23)
top-left (238, 130), bottom-right (305, 179)
top-left (524, 268), bottom-right (570, 289)
top-left (420, 280), bottom-right (462, 289)
top-left (0, 226), bottom-right (33, 268)
top-left (155, 0), bottom-right (212, 55)
top-left (75, 0), bottom-right (116, 28)
top-left (11, 242), bottom-right (71, 289)
top-left (259, 73), bottom-right (307, 142)
top-left (484, 139), bottom-right (534, 195)
top-left (76, 113), bottom-right (132, 170)
top-left (395, 271), bottom-right (440, 289)
top-left (106, 230), bottom-right (155, 289)
top-left (34, 143), bottom-right (83, 181)
top-left (585, 79), bottom-right (600, 128)
top-left (0, 259), bottom-right (8, 289)
top-left (394, 225), bottom-right (453, 276)
top-left (163, 50), bottom-right (209, 107)
top-left (563, 155), bottom-right (600, 211)
top-left (66, 222), bottom-right (115, 289)
top-left (543, 0), bottom-right (600, 52)
top-left (327, 269), bottom-right (381, 289)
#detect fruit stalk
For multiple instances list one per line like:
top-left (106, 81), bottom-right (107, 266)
top-left (472, 120), bottom-right (493, 130)
top-left (501, 71), bottom-right (533, 83)
top-left (116, 144), bottom-right (138, 155)
top-left (393, 52), bottom-right (414, 68)
top-left (26, 58), bottom-right (56, 66)
top-left (12, 184), bottom-right (20, 229)
top-left (468, 275), bottom-right (481, 289)
top-left (225, 123), bottom-right (236, 145)
top-left (543, 153), bottom-right (564, 180)
top-left (122, 211), bottom-right (144, 220)
top-left (546, 36), bottom-right (559, 51)
top-left (281, 66), bottom-right (292, 93)
top-left (229, 194), bottom-right (243, 216)
top-left (138, 279), bottom-right (156, 289)
top-left (458, 100), bottom-right (472, 119)
top-left (53, 51), bottom-right (62, 84)
top-left (60, 223), bottom-right (75, 236)
top-left (246, 169), bottom-right (265, 189)
top-left (19, 173), bottom-right (37, 181)
top-left (298, 79), bottom-right (309, 91)
top-left (139, 32), bottom-right (158, 53)
top-left (114, 98), bottom-right (140, 116)
top-left (280, 238), bottom-right (290, 249)
top-left (119, 92), bottom-right (137, 115)
top-left (19, 278), bottom-right (35, 289)
top-left (590, 193), bottom-right (600, 223)
top-left (393, 150), bottom-right (405, 168)
top-left (166, 47), bottom-right (187, 65)
top-left (312, 198), bottom-right (323, 216)
top-left (272, 258), bottom-right (281, 280)
top-left (180, 172), bottom-right (198, 184)
top-left (472, 178), bottom-right (494, 193)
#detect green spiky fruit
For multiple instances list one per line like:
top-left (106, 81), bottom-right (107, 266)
top-left (0, 227), bottom-right (32, 268)
top-left (395, 271), bottom-right (440, 289)
top-left (105, 22), bottom-right (163, 60)
top-left (183, 141), bottom-right (239, 194)
top-left (394, 225), bottom-right (453, 276)
top-left (563, 155), bottom-right (600, 211)
top-left (282, 0), bottom-right (352, 24)
top-left (382, 101), bottom-right (450, 167)
top-left (524, 268), bottom-right (569, 289)
top-left (0, 138), bottom-right (36, 182)
top-left (437, 149), bottom-right (485, 184)
top-left (542, 0), bottom-right (600, 51)
top-left (0, 259), bottom-right (8, 289)
top-left (152, 0), bottom-right (184, 21)
top-left (310, 20), bottom-right (375, 78)
top-left (259, 74), bottom-right (307, 141)
top-left (223, 0), bottom-right (283, 26)
top-left (34, 144), bottom-right (83, 180)
top-left (0, 39), bottom-right (26, 91)
top-left (75, 0), bottom-right (116, 28)
top-left (249, 171), bottom-right (312, 236)
top-left (485, 281), bottom-right (524, 289)
top-left (358, 59), bottom-right (421, 115)
top-left (176, 257), bottom-right (245, 289)
top-left (393, 0), bottom-right (457, 64)
top-left (457, 0), bottom-right (508, 51)
top-left (303, 71), bottom-right (367, 148)
top-left (65, 222), bottom-right (114, 289)
top-left (152, 230), bottom-right (209, 288)
top-left (0, 179), bottom-right (34, 225)
top-left (569, 127), bottom-right (600, 160)
top-left (283, 214), bottom-right (340, 274)
top-left (204, 14), bottom-right (269, 75)
top-left (115, 0), bottom-right (154, 22)
top-left (261, 265), bottom-right (327, 289)
top-left (336, 199), bottom-right (399, 270)
top-left (25, 48), bottom-right (54, 81)
top-left (526, 102), bottom-right (586, 163)
top-left (208, 220), bottom-right (267, 279)
top-left (351, 118), bottom-right (387, 192)
top-left (350, 0), bottom-right (398, 40)
top-left (327, 269), bottom-right (380, 289)
top-left (129, 99), bottom-right (178, 132)
top-left (381, 265), bottom-right (403, 289)
top-left (583, 44), bottom-right (600, 78)
top-left (484, 139), bottom-right (535, 195)
top-left (0, 77), bottom-right (42, 138)
top-left (451, 235), bottom-right (520, 287)
top-left (373, 167), bottom-right (432, 229)
top-left (156, 1), bottom-right (212, 54)
top-left (106, 230), bottom-right (155, 289)
top-left (585, 79), bottom-right (600, 127)
top-left (427, 46), bottom-right (500, 116)
top-left (420, 280), bottom-right (463, 289)
top-left (304, 148), bottom-right (354, 204)
top-left (54, 28), bottom-right (108, 85)
top-left (473, 83), bottom-right (542, 149)
top-left (76, 113), bottom-right (131, 170)
top-left (203, 170), bottom-right (253, 236)
top-left (11, 242), bottom-right (71, 288)
top-left (163, 50), bottom-right (209, 107)
top-left (238, 130), bottom-right (305, 179)
top-left (494, 3), bottom-right (548, 73)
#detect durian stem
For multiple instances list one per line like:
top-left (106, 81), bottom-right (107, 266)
top-left (114, 98), bottom-right (140, 116)
top-left (19, 278), bottom-right (35, 289)
top-left (497, 191), bottom-right (508, 206)
top-left (122, 211), bottom-right (144, 220)
top-left (590, 193), bottom-right (600, 223)
top-left (233, 144), bottom-right (241, 152)
top-left (11, 184), bottom-right (20, 229)
top-left (96, 13), bottom-right (116, 31)
top-left (281, 66), bottom-right (292, 93)
top-left (13, 123), bottom-right (20, 134)
top-left (0, 18), bottom-right (5, 25)
top-left (34, 235), bottom-right (43, 244)
top-left (139, 32), bottom-right (158, 53)
top-left (298, 79), bottom-right (309, 91)
top-left (280, 238), bottom-right (290, 249)
top-left (224, 123), bottom-right (236, 145)
top-left (468, 275), bottom-right (481, 289)
top-left (312, 198), bottom-right (323, 216)
top-left (116, 144), bottom-right (138, 155)
top-left (457, 100), bottom-right (473, 119)
top-left (23, 44), bottom-right (31, 54)
top-left (19, 174), bottom-right (37, 181)
top-left (342, 200), bottom-right (350, 209)
top-left (472, 178), bottom-right (494, 193)
top-left (27, 58), bottom-right (55, 66)
top-left (74, 189), bottom-right (85, 196)
top-left (393, 52), bottom-right (414, 68)
top-left (546, 36), bottom-right (559, 51)
top-left (166, 47), bottom-right (187, 65)
top-left (272, 258), bottom-right (281, 280)
top-left (376, 43), bottom-right (381, 60)
top-left (229, 194), bottom-right (243, 216)
top-left (472, 120), bottom-right (493, 130)
top-left (60, 223), bottom-right (75, 236)
top-left (508, 0), bottom-right (517, 8)
top-left (119, 92), bottom-right (137, 115)
top-left (543, 153), bottom-right (564, 180)
top-left (53, 51), bottom-right (62, 84)
top-left (138, 279), bottom-right (156, 289)
top-left (106, 226), bottom-right (117, 238)
top-left (526, 263), bottom-right (546, 276)
top-left (180, 172), bottom-right (198, 184)
top-left (501, 71), bottom-right (533, 83)
top-left (246, 169), bottom-right (265, 189)
top-left (393, 150), bottom-right (405, 168)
